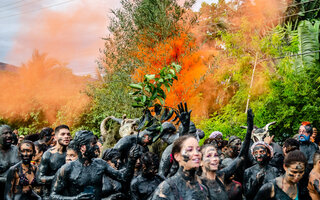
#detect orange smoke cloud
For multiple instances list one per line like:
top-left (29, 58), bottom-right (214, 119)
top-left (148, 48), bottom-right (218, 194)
top-left (132, 32), bottom-right (216, 110)
top-left (0, 50), bottom-right (90, 126)
top-left (6, 0), bottom-right (116, 76)
top-left (0, 0), bottom-right (121, 127)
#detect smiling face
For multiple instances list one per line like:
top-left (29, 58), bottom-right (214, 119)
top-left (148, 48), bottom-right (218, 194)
top-left (253, 145), bottom-right (270, 165)
top-left (284, 162), bottom-right (305, 184)
top-left (174, 137), bottom-right (201, 170)
top-left (55, 128), bottom-right (71, 147)
top-left (201, 146), bottom-right (220, 172)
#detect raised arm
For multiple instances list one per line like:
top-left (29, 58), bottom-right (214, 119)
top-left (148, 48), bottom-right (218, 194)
top-left (104, 145), bottom-right (140, 182)
top-left (218, 108), bottom-right (253, 180)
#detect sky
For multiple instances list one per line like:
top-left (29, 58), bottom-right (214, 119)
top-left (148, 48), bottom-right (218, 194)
top-left (0, 0), bottom-right (216, 77)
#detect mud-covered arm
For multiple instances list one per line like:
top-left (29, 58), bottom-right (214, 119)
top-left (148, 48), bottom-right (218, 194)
top-left (159, 144), bottom-right (173, 177)
top-left (243, 169), bottom-right (263, 199)
top-left (36, 151), bottom-right (55, 184)
top-left (312, 179), bottom-right (320, 195)
top-left (104, 145), bottom-right (140, 182)
top-left (218, 108), bottom-right (253, 181)
top-left (130, 178), bottom-right (140, 200)
top-left (4, 166), bottom-right (16, 200)
top-left (50, 166), bottom-right (94, 200)
top-left (239, 108), bottom-right (253, 158)
top-left (253, 182), bottom-right (274, 200)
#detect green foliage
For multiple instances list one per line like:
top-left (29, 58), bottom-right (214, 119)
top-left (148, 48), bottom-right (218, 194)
top-left (298, 20), bottom-right (320, 68)
top-left (199, 19), bottom-right (320, 143)
top-left (129, 63), bottom-right (181, 108)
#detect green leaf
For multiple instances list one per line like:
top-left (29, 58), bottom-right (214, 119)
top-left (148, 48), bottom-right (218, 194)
top-left (298, 20), bottom-right (320, 68)
top-left (145, 74), bottom-right (156, 81)
top-left (172, 63), bottom-right (182, 72)
top-left (129, 83), bottom-right (143, 90)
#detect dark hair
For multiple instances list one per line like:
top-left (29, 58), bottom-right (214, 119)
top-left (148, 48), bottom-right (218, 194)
top-left (67, 140), bottom-right (77, 151)
top-left (39, 127), bottom-right (54, 139)
top-left (171, 135), bottom-right (197, 162)
top-left (313, 150), bottom-right (320, 165)
top-left (34, 142), bottom-right (47, 153)
top-left (141, 152), bottom-right (159, 168)
top-left (221, 140), bottom-right (228, 148)
top-left (102, 148), bottom-right (121, 161)
top-left (24, 133), bottom-right (40, 142)
top-left (284, 150), bottom-right (307, 168)
top-left (283, 138), bottom-right (300, 153)
top-left (19, 140), bottom-right (35, 154)
top-left (54, 125), bottom-right (70, 134)
top-left (12, 133), bottom-right (18, 145)
top-left (73, 130), bottom-right (94, 151)
top-left (203, 138), bottom-right (217, 145)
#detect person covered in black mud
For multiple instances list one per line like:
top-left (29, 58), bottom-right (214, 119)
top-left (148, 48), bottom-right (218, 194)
top-left (150, 135), bottom-right (209, 200)
top-left (243, 140), bottom-right (281, 200)
top-left (130, 152), bottom-right (164, 200)
top-left (101, 148), bottom-right (125, 199)
top-left (36, 125), bottom-right (71, 199)
top-left (254, 150), bottom-right (307, 200)
top-left (4, 140), bottom-right (41, 200)
top-left (199, 108), bottom-right (254, 200)
top-left (0, 125), bottom-right (20, 198)
top-left (50, 130), bottom-right (141, 200)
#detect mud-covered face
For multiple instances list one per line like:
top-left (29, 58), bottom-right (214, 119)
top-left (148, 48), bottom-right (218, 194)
top-left (83, 136), bottom-right (99, 159)
top-left (215, 135), bottom-right (223, 147)
top-left (66, 149), bottom-right (78, 163)
top-left (175, 138), bottom-right (201, 170)
top-left (0, 128), bottom-right (13, 148)
top-left (285, 162), bottom-right (305, 184)
top-left (299, 126), bottom-right (310, 142)
top-left (142, 162), bottom-right (158, 177)
top-left (55, 128), bottom-right (71, 146)
top-left (108, 156), bottom-right (121, 169)
top-left (33, 145), bottom-right (43, 162)
top-left (230, 139), bottom-right (242, 156)
top-left (253, 145), bottom-right (270, 165)
top-left (142, 134), bottom-right (153, 146)
top-left (201, 147), bottom-right (219, 172)
top-left (20, 143), bottom-right (34, 164)
top-left (44, 132), bottom-right (54, 145)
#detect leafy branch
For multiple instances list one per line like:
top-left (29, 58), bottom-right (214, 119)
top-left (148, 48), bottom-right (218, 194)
top-left (129, 63), bottom-right (181, 133)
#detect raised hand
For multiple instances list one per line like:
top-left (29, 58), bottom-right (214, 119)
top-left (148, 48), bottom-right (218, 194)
top-left (176, 102), bottom-right (192, 127)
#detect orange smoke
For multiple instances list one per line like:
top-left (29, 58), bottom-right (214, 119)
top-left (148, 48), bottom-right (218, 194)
top-left (131, 0), bottom-right (290, 118)
top-left (6, 0), bottom-right (111, 76)
top-left (0, 50), bottom-right (90, 126)
top-left (132, 32), bottom-right (216, 110)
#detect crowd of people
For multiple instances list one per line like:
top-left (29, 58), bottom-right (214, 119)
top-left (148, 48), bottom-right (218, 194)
top-left (1, 106), bottom-right (320, 200)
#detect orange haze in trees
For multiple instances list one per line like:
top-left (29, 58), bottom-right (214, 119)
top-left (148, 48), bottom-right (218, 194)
top-left (133, 0), bottom-right (291, 118)
top-left (133, 32), bottom-right (218, 111)
top-left (0, 50), bottom-right (90, 126)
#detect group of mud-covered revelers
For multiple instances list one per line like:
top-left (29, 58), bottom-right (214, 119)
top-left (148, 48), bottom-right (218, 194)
top-left (1, 104), bottom-right (320, 200)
